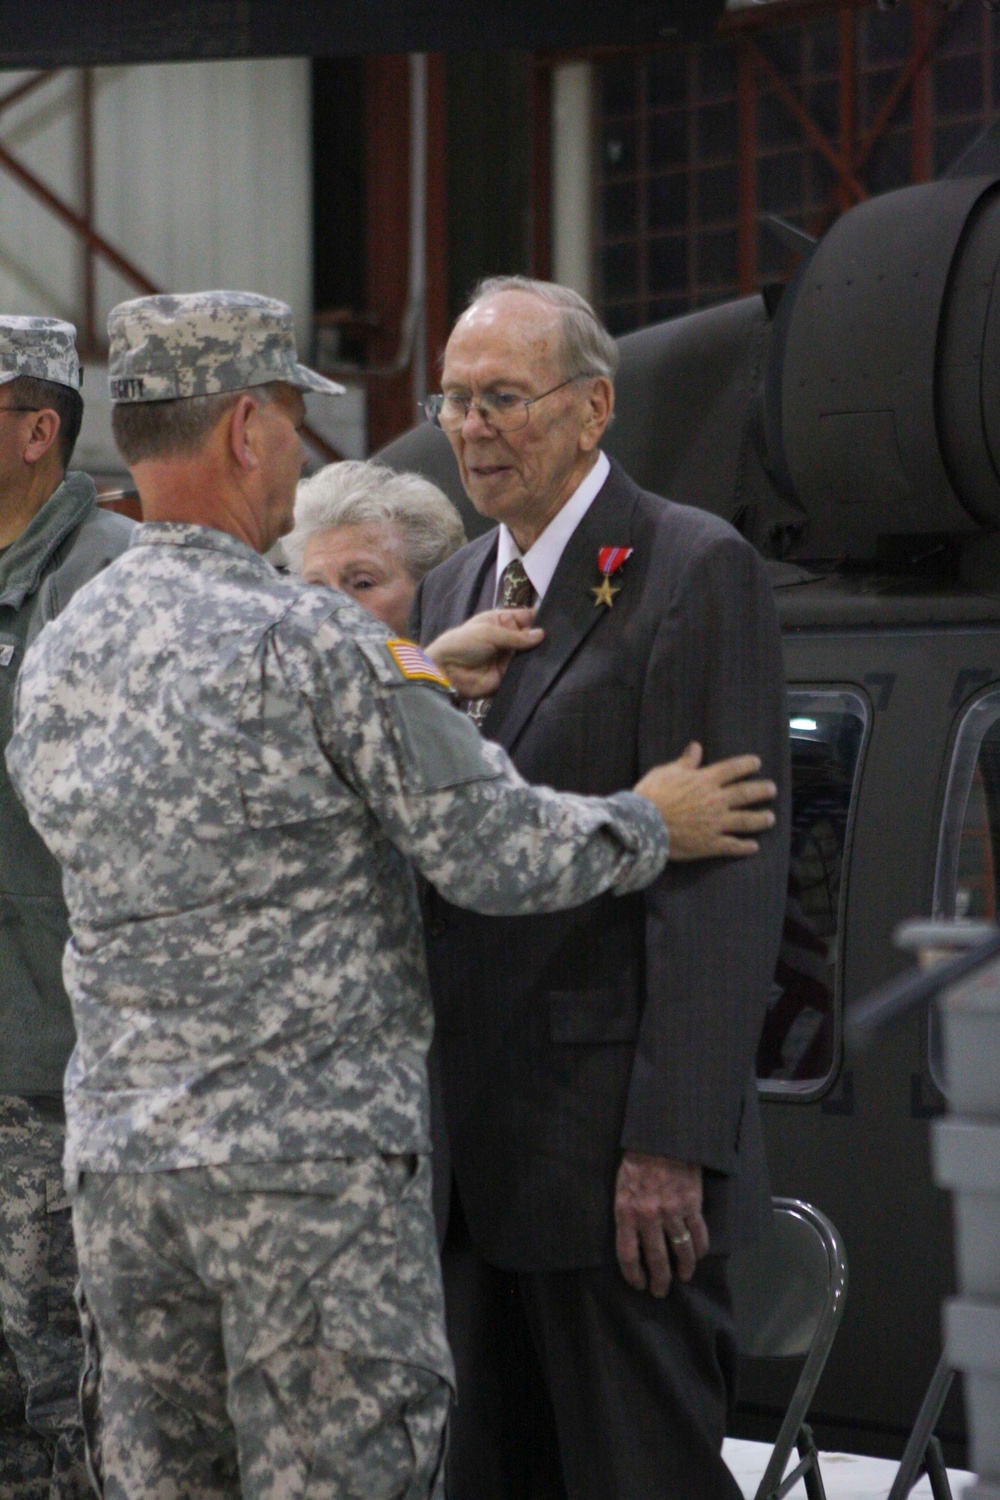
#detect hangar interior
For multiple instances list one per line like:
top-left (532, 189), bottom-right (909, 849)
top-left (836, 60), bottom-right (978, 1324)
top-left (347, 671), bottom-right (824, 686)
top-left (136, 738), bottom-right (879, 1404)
top-left (0, 0), bottom-right (999, 1478)
top-left (0, 0), bottom-right (992, 464)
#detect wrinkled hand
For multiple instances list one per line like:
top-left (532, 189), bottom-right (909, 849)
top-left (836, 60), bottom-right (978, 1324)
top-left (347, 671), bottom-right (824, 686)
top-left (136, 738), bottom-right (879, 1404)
top-left (634, 742), bottom-right (776, 859)
top-left (426, 608), bottom-right (544, 699)
top-left (614, 1153), bottom-right (709, 1296)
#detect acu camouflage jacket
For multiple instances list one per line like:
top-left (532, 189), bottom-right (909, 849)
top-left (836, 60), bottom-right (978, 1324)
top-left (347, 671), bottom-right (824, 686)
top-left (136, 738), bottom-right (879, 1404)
top-left (5, 524), bottom-right (668, 1177)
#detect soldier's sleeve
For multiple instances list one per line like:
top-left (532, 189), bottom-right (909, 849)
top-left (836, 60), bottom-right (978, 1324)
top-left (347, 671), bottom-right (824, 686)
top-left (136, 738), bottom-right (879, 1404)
top-left (300, 621), bottom-right (669, 916)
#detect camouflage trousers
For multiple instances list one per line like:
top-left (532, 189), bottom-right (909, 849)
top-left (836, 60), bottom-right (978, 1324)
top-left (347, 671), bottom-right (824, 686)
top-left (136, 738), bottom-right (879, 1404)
top-left (0, 1096), bottom-right (90, 1500)
top-left (71, 1155), bottom-right (453, 1500)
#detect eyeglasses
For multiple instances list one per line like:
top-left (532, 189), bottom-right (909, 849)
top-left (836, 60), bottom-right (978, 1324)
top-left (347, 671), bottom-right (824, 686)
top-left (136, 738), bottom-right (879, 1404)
top-left (0, 407), bottom-right (40, 416)
top-left (423, 376), bottom-right (590, 433)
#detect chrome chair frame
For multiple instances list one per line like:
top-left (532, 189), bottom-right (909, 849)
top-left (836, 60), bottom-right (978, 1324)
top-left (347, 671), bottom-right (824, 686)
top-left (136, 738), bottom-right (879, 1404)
top-left (886, 1353), bottom-right (955, 1500)
top-left (729, 1197), bottom-right (849, 1500)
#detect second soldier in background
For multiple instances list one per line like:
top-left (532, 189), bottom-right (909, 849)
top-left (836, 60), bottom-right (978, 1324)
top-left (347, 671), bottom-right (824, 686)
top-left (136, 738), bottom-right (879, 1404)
top-left (0, 317), bottom-right (132, 1498)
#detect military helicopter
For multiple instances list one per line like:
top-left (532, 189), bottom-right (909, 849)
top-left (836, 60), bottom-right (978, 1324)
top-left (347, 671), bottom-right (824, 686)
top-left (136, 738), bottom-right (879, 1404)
top-left (376, 135), bottom-right (1000, 1462)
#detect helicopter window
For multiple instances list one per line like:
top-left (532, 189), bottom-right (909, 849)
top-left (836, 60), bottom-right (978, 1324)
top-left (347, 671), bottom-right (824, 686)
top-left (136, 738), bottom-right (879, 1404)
top-left (757, 690), bottom-right (868, 1098)
top-left (934, 689), bottom-right (1000, 926)
top-left (929, 687), bottom-right (1000, 1096)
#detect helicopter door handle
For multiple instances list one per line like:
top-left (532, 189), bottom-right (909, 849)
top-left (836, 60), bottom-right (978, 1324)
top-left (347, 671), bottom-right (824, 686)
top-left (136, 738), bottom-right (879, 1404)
top-left (863, 672), bottom-right (895, 711)
top-left (949, 669), bottom-right (994, 709)
top-left (821, 1070), bottom-right (855, 1115)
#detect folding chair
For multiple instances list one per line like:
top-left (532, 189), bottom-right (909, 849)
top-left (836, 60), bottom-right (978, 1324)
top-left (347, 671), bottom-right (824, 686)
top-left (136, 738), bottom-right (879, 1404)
top-left (886, 1353), bottom-right (955, 1500)
top-left (728, 1198), bottom-right (849, 1500)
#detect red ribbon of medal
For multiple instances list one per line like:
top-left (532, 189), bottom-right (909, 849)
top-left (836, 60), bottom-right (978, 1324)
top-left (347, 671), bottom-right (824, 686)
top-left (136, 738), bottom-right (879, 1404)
top-left (592, 546), bottom-right (633, 609)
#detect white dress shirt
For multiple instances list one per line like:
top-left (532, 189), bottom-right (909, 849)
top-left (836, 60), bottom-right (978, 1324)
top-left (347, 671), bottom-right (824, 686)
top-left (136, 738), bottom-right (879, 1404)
top-left (492, 450), bottom-right (610, 606)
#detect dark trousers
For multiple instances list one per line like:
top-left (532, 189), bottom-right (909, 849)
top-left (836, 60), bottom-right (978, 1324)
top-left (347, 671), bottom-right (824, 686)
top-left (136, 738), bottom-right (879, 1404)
top-left (442, 1201), bottom-right (741, 1500)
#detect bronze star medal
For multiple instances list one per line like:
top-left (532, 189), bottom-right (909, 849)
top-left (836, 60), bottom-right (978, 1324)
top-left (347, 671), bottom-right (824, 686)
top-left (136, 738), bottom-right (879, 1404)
top-left (592, 546), bottom-right (633, 609)
top-left (591, 575), bottom-right (620, 609)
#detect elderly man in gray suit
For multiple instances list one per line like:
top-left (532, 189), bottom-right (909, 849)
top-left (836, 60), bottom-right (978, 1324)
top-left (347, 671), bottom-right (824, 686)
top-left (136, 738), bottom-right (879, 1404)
top-left (411, 276), bottom-right (790, 1500)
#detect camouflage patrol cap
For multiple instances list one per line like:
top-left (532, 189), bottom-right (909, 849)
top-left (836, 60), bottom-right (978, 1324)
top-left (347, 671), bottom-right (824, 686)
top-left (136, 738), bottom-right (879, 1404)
top-left (107, 291), bottom-right (345, 404)
top-left (0, 316), bottom-right (81, 391)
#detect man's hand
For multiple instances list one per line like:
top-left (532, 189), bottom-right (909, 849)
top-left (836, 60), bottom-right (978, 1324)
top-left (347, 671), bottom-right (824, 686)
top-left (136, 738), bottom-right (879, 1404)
top-left (634, 742), bottom-right (776, 859)
top-left (614, 1153), bottom-right (708, 1296)
top-left (426, 608), bottom-right (544, 699)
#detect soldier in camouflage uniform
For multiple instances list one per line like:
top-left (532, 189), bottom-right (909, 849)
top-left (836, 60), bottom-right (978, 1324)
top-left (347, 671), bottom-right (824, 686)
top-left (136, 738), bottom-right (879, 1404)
top-left (4, 291), bottom-right (776, 1500)
top-left (0, 316), bottom-right (132, 1500)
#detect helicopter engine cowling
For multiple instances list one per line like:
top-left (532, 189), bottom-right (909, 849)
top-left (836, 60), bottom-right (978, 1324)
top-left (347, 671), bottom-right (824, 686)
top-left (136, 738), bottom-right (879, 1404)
top-left (767, 174), bottom-right (1000, 558)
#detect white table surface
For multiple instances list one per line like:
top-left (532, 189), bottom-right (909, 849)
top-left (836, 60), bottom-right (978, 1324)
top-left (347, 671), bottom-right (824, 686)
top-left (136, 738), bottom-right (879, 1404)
top-left (723, 1436), bottom-right (977, 1499)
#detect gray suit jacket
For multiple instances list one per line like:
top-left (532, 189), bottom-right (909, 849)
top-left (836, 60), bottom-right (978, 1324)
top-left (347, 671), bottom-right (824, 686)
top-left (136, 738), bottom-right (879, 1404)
top-left (413, 458), bottom-right (789, 1270)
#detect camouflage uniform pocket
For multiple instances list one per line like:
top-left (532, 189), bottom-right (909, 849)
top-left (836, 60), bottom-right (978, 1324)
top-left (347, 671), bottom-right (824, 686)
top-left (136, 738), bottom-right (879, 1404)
top-left (44, 1169), bottom-right (79, 1331)
top-left (387, 686), bottom-right (500, 793)
top-left (213, 1156), bottom-right (454, 1388)
top-left (204, 1158), bottom-right (453, 1498)
top-left (73, 1282), bottom-right (103, 1499)
top-left (401, 1373), bottom-right (449, 1499)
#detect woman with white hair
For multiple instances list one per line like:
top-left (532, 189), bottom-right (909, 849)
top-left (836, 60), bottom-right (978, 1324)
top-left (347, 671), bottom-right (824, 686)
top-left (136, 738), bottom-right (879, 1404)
top-left (285, 461), bottom-right (465, 637)
top-left (287, 459), bottom-right (543, 698)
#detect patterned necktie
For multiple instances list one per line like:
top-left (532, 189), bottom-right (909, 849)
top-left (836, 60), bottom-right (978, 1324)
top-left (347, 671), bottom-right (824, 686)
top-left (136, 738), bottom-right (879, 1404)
top-left (467, 558), bottom-right (535, 729)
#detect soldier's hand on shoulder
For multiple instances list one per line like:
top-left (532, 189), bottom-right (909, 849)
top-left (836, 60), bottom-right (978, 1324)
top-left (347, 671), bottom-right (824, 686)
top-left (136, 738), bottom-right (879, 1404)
top-left (634, 742), bottom-right (777, 860)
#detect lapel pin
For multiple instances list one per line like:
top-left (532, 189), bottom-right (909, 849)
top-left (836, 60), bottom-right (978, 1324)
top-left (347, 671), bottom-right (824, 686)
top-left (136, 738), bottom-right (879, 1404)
top-left (591, 546), bottom-right (633, 609)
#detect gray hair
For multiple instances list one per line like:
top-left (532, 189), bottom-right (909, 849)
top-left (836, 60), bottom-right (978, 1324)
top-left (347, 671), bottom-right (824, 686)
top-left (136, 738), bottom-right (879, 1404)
top-left (111, 383), bottom-right (279, 465)
top-left (469, 276), bottom-right (619, 383)
top-left (284, 461), bottom-right (466, 581)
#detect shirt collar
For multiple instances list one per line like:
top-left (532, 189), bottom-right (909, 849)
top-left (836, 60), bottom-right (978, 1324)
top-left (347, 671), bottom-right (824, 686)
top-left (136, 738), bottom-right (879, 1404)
top-left (0, 471), bottom-right (97, 611)
top-left (494, 449), bottom-right (610, 606)
top-left (128, 521), bottom-right (270, 569)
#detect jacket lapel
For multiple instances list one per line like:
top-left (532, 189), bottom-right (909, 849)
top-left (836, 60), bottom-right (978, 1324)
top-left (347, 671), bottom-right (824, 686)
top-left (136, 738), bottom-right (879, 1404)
top-left (483, 462), bottom-right (639, 752)
top-left (450, 530), bottom-right (498, 627)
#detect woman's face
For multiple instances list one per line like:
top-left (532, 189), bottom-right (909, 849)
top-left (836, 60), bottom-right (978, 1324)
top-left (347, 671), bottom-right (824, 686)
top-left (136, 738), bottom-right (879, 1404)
top-left (301, 521), bottom-right (417, 637)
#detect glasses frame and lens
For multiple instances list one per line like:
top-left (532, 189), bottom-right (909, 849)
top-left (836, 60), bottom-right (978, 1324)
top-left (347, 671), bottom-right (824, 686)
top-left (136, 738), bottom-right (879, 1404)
top-left (423, 374), bottom-right (592, 433)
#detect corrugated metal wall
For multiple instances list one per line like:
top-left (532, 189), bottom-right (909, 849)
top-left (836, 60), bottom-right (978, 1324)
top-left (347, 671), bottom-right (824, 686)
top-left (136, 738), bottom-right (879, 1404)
top-left (0, 59), bottom-right (311, 341)
top-left (0, 70), bottom-right (81, 326)
top-left (0, 58), bottom-right (325, 473)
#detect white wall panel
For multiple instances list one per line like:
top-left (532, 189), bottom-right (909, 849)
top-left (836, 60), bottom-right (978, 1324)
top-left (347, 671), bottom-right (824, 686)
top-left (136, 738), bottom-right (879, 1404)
top-left (0, 71), bottom-right (83, 321)
top-left (0, 60), bottom-right (311, 342)
top-left (552, 62), bottom-right (594, 302)
top-left (93, 59), bottom-right (311, 342)
top-left (0, 61), bottom-right (373, 471)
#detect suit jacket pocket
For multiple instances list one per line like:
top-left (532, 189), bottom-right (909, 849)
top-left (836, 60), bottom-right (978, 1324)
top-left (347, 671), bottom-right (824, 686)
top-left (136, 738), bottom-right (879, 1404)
top-left (548, 988), bottom-right (639, 1045)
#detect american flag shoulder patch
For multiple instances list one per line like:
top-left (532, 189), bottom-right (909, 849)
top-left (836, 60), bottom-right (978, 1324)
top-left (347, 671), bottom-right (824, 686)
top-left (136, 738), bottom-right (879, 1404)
top-left (385, 638), bottom-right (452, 690)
